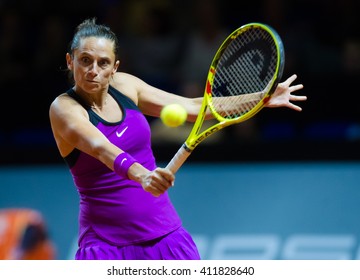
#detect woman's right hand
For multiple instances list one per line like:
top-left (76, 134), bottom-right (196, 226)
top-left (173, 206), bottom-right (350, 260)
top-left (140, 167), bottom-right (175, 197)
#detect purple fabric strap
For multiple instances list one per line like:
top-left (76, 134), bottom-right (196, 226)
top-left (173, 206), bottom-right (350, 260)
top-left (114, 152), bottom-right (138, 179)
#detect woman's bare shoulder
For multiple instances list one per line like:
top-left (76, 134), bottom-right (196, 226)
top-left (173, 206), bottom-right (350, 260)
top-left (50, 93), bottom-right (73, 109)
top-left (112, 72), bottom-right (143, 85)
top-left (111, 72), bottom-right (146, 104)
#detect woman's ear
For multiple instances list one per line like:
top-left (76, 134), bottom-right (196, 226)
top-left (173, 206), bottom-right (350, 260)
top-left (113, 60), bottom-right (120, 74)
top-left (66, 53), bottom-right (73, 70)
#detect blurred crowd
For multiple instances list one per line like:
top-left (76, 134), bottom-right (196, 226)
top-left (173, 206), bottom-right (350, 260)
top-left (0, 0), bottom-right (359, 162)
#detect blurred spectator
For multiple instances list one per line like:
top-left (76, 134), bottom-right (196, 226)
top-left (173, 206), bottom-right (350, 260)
top-left (342, 38), bottom-right (360, 76)
top-left (163, 0), bottom-right (259, 144)
top-left (151, 0), bottom-right (231, 144)
top-left (119, 0), bottom-right (183, 92)
top-left (178, 0), bottom-right (229, 98)
top-left (0, 208), bottom-right (56, 260)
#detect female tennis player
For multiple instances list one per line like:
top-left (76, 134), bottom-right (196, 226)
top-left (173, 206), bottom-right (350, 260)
top-left (49, 18), bottom-right (306, 260)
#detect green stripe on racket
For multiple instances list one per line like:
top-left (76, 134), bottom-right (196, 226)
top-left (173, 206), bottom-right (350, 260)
top-left (166, 22), bottom-right (285, 174)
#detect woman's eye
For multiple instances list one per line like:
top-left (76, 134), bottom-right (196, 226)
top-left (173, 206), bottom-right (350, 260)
top-left (81, 57), bottom-right (90, 64)
top-left (99, 60), bottom-right (110, 67)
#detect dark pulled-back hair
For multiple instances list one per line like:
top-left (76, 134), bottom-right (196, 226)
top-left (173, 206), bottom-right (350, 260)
top-left (68, 17), bottom-right (119, 60)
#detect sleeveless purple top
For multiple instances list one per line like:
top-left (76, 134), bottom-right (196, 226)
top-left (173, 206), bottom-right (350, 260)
top-left (65, 85), bottom-right (182, 246)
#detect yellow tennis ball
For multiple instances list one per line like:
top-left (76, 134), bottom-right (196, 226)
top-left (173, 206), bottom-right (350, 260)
top-left (160, 104), bottom-right (187, 127)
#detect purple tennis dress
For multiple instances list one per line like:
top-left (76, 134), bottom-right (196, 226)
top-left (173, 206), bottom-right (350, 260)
top-left (65, 86), bottom-right (200, 260)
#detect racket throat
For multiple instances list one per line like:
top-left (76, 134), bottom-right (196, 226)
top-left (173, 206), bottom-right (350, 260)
top-left (188, 126), bottom-right (221, 150)
top-left (182, 143), bottom-right (193, 153)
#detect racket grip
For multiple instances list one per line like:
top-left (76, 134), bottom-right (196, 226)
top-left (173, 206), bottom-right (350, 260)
top-left (165, 144), bottom-right (192, 174)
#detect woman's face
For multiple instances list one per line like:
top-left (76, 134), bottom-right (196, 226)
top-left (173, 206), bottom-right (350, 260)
top-left (67, 36), bottom-right (119, 94)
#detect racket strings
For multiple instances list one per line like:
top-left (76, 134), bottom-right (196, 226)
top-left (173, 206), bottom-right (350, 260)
top-left (211, 28), bottom-right (278, 119)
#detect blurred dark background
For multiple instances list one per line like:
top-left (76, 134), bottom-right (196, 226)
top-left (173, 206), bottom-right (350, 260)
top-left (1, 0), bottom-right (360, 165)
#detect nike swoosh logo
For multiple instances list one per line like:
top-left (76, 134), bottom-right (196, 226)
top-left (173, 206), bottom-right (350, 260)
top-left (120, 158), bottom-right (127, 166)
top-left (116, 126), bottom-right (128, 138)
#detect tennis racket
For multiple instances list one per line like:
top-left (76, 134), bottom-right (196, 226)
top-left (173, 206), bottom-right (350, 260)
top-left (166, 22), bottom-right (285, 174)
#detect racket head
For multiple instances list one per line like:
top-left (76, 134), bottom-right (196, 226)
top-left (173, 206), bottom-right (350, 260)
top-left (206, 22), bottom-right (285, 123)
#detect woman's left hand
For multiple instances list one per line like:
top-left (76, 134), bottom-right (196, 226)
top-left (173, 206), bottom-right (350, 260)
top-left (265, 74), bottom-right (306, 111)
